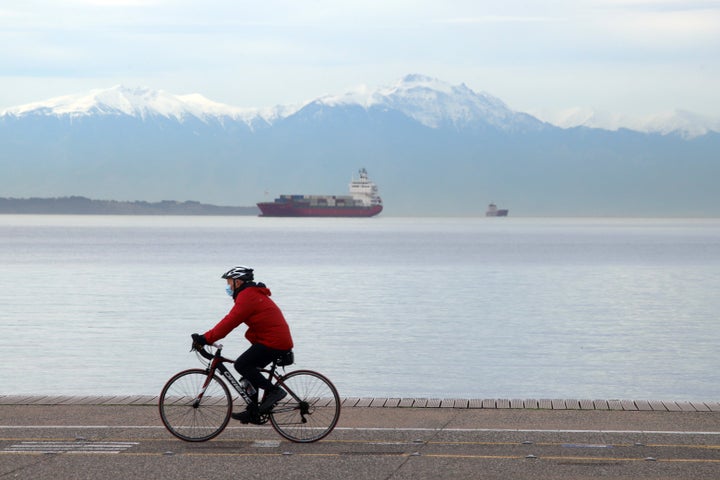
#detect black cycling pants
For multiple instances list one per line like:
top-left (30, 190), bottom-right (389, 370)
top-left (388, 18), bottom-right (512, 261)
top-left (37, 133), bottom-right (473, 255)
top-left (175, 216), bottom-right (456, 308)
top-left (234, 343), bottom-right (284, 395)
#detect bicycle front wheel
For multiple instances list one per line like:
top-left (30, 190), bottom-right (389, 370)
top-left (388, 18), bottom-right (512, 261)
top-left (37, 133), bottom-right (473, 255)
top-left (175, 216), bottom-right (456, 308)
top-left (158, 369), bottom-right (232, 442)
top-left (270, 369), bottom-right (341, 443)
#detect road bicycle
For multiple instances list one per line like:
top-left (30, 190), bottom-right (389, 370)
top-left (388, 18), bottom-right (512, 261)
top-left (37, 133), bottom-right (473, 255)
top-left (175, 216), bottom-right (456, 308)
top-left (158, 343), bottom-right (341, 443)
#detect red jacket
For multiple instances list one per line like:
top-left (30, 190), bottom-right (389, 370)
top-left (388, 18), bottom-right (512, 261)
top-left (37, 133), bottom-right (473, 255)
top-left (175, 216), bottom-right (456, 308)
top-left (203, 284), bottom-right (293, 351)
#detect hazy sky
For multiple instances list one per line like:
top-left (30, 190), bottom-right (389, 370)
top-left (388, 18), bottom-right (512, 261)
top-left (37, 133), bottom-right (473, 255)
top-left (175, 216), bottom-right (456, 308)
top-left (1, 0), bottom-right (718, 118)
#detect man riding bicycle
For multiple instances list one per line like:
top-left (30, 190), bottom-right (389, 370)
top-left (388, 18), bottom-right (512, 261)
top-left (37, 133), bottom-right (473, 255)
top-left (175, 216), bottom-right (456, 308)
top-left (192, 266), bottom-right (293, 424)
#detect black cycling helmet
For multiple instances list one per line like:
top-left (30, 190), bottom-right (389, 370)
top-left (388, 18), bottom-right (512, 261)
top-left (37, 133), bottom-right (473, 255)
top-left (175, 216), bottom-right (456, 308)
top-left (221, 266), bottom-right (254, 282)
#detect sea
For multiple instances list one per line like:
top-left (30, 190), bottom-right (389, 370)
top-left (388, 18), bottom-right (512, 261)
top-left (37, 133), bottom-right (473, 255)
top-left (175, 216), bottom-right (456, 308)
top-left (1, 215), bottom-right (718, 402)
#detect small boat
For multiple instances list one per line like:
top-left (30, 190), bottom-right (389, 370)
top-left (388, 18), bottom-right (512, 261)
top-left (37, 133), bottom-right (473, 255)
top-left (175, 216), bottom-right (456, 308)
top-left (486, 203), bottom-right (508, 217)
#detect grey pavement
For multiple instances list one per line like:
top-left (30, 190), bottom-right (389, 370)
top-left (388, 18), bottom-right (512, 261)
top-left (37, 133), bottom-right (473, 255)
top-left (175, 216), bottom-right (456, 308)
top-left (1, 397), bottom-right (718, 479)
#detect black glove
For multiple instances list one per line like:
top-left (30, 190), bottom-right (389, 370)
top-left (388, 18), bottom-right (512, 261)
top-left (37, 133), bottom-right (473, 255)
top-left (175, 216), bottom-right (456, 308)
top-left (191, 333), bottom-right (208, 350)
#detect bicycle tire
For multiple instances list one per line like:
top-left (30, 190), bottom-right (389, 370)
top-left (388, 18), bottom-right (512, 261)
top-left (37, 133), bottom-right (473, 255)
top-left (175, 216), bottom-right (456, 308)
top-left (158, 368), bottom-right (232, 442)
top-left (269, 369), bottom-right (341, 443)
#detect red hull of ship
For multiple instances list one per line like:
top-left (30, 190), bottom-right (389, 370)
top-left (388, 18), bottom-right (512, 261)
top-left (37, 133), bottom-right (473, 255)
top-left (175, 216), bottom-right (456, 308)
top-left (257, 202), bottom-right (382, 217)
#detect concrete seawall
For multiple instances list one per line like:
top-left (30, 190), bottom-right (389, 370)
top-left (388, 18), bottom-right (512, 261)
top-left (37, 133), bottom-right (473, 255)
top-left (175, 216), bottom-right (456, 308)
top-left (2, 395), bottom-right (718, 412)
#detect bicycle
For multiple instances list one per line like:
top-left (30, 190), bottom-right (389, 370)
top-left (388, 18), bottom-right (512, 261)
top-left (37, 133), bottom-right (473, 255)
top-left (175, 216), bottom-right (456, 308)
top-left (158, 342), bottom-right (341, 443)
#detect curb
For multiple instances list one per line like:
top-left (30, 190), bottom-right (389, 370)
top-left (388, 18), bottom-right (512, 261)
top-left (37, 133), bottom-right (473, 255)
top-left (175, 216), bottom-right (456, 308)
top-left (1, 395), bottom-right (719, 412)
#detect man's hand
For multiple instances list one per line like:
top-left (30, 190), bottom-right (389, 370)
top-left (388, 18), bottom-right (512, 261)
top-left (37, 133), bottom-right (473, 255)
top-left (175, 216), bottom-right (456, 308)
top-left (191, 333), bottom-right (208, 350)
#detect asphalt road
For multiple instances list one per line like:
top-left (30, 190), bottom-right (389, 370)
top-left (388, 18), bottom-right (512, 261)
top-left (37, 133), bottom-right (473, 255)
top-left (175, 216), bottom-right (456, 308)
top-left (1, 404), bottom-right (718, 479)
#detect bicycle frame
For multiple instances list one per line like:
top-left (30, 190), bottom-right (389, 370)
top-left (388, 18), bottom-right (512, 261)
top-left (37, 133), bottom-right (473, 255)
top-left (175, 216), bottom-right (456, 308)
top-left (195, 344), bottom-right (301, 412)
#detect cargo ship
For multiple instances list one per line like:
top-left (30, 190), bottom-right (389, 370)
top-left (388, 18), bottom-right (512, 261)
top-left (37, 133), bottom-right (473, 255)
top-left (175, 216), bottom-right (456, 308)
top-left (257, 168), bottom-right (383, 217)
top-left (486, 203), bottom-right (509, 217)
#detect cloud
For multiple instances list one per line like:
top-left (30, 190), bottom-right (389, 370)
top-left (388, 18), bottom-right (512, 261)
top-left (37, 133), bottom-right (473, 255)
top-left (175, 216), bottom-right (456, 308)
top-left (613, 9), bottom-right (720, 42)
top-left (0, 0), bottom-right (718, 117)
top-left (439, 15), bottom-right (567, 24)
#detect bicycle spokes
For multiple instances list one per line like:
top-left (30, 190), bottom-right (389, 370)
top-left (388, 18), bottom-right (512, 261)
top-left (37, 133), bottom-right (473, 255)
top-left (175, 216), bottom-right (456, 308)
top-left (159, 369), bottom-right (232, 442)
top-left (269, 370), bottom-right (340, 443)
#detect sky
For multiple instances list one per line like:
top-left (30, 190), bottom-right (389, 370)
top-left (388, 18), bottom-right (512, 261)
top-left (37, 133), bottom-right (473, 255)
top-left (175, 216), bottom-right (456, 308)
top-left (1, 0), bottom-right (719, 121)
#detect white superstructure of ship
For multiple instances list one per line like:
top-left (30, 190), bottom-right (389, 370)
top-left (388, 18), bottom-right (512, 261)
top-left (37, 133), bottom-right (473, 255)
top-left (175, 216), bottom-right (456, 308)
top-left (348, 168), bottom-right (383, 207)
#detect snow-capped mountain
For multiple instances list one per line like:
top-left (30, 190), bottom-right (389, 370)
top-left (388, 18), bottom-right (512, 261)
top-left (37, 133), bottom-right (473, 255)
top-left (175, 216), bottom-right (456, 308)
top-left (1, 75), bottom-right (544, 132)
top-left (1, 74), bottom-right (718, 216)
top-left (314, 74), bottom-right (544, 131)
top-left (639, 110), bottom-right (720, 138)
top-left (1, 85), bottom-right (264, 124)
top-left (2, 75), bottom-right (716, 137)
top-left (533, 107), bottom-right (720, 139)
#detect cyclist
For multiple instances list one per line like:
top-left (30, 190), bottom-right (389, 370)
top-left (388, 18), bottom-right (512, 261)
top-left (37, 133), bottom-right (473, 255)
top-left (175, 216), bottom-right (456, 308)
top-left (192, 266), bottom-right (293, 424)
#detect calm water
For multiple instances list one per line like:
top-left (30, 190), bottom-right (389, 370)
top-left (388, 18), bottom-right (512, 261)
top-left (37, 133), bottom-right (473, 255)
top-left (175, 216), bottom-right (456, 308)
top-left (1, 215), bottom-right (718, 401)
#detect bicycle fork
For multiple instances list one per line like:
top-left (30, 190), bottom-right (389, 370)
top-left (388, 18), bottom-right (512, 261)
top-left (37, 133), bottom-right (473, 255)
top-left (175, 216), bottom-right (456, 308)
top-left (192, 367), bottom-right (217, 408)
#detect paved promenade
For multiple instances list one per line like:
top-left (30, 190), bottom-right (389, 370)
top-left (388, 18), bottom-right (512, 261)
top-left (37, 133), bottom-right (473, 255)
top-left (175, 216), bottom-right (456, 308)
top-left (1, 396), bottom-right (718, 479)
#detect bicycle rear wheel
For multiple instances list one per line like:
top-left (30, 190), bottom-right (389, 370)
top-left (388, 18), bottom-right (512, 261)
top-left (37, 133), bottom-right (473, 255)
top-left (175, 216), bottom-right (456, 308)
top-left (269, 369), bottom-right (341, 443)
top-left (158, 368), bottom-right (232, 442)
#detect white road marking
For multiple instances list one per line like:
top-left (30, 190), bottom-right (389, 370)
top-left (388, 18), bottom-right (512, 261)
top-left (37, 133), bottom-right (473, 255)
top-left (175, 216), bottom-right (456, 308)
top-left (3, 441), bottom-right (138, 454)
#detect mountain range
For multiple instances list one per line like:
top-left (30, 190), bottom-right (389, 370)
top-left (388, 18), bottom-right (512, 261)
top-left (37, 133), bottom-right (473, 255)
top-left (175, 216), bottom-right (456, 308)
top-left (1, 74), bottom-right (718, 216)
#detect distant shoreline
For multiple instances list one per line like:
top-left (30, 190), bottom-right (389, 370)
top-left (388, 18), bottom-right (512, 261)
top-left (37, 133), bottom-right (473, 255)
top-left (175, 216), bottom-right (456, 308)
top-left (0, 196), bottom-right (259, 215)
